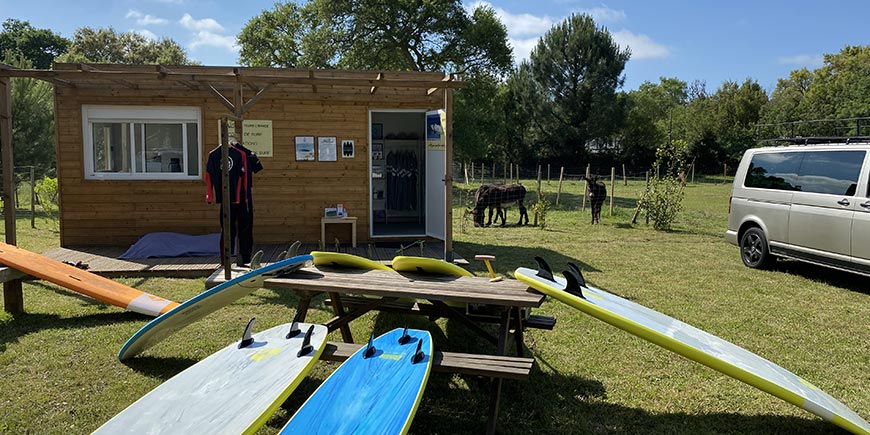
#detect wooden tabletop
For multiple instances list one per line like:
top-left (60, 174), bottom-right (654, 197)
top-left (263, 267), bottom-right (545, 308)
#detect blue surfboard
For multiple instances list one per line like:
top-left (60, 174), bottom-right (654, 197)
top-left (118, 255), bottom-right (313, 361)
top-left (280, 328), bottom-right (433, 435)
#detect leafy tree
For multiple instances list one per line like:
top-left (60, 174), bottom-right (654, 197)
top-left (453, 73), bottom-right (503, 162)
top-left (801, 45), bottom-right (870, 124)
top-left (620, 77), bottom-right (688, 168)
top-left (0, 19), bottom-right (69, 69)
top-left (498, 63), bottom-right (541, 163)
top-left (637, 139), bottom-right (688, 231)
top-left (527, 14), bottom-right (630, 162)
top-left (759, 68), bottom-right (813, 136)
top-left (59, 27), bottom-right (192, 65)
top-left (238, 3), bottom-right (313, 68)
top-left (2, 51), bottom-right (56, 172)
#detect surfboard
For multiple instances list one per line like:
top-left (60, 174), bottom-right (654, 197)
top-left (311, 251), bottom-right (392, 270)
top-left (514, 257), bottom-right (870, 435)
top-left (279, 328), bottom-right (433, 435)
top-left (95, 321), bottom-right (327, 435)
top-left (118, 254), bottom-right (313, 361)
top-left (391, 256), bottom-right (473, 277)
top-left (0, 241), bottom-right (178, 316)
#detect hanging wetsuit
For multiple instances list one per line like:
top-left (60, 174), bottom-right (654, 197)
top-left (205, 144), bottom-right (247, 266)
top-left (233, 142), bottom-right (263, 264)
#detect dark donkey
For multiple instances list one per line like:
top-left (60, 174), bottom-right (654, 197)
top-left (472, 184), bottom-right (529, 227)
top-left (584, 176), bottom-right (607, 224)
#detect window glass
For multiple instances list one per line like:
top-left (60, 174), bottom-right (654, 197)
top-left (796, 150), bottom-right (865, 195)
top-left (133, 123), bottom-right (144, 173)
top-left (186, 123), bottom-right (199, 176)
top-left (143, 124), bottom-right (184, 173)
top-left (744, 152), bottom-right (803, 190)
top-left (92, 123), bottom-right (131, 173)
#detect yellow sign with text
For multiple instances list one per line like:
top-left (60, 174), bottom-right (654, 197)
top-left (218, 120), bottom-right (274, 157)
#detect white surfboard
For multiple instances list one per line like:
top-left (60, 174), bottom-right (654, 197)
top-left (515, 257), bottom-right (870, 435)
top-left (95, 321), bottom-right (327, 435)
top-left (118, 254), bottom-right (312, 360)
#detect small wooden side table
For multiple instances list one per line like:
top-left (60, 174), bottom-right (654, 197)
top-left (321, 216), bottom-right (357, 247)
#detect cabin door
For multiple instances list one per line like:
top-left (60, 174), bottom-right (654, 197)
top-left (424, 110), bottom-right (446, 240)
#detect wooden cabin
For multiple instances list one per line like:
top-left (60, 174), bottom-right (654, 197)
top-left (1, 63), bottom-right (463, 255)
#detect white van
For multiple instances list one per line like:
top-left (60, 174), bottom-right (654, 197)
top-left (725, 143), bottom-right (870, 276)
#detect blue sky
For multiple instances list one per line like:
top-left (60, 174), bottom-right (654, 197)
top-left (1, 0), bottom-right (868, 92)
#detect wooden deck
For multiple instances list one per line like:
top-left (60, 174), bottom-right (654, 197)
top-left (39, 242), bottom-right (465, 279)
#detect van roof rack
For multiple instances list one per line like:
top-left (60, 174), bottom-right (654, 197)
top-left (755, 117), bottom-right (870, 145)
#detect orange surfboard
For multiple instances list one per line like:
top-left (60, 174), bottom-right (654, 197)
top-left (0, 242), bottom-right (178, 316)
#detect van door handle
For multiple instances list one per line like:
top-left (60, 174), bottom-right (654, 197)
top-left (837, 199), bottom-right (850, 206)
top-left (861, 201), bottom-right (870, 209)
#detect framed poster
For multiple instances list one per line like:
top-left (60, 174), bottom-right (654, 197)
top-left (341, 139), bottom-right (355, 158)
top-left (372, 142), bottom-right (383, 160)
top-left (295, 136), bottom-right (315, 161)
top-left (318, 136), bottom-right (337, 161)
top-left (371, 123), bottom-right (383, 140)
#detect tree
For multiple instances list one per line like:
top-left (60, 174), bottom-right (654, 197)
top-left (238, 3), bottom-right (312, 68)
top-left (527, 14), bottom-right (630, 162)
top-left (759, 68), bottom-right (813, 135)
top-left (619, 77), bottom-right (688, 168)
top-left (801, 45), bottom-right (870, 123)
top-left (59, 27), bottom-right (192, 65)
top-left (0, 19), bottom-right (69, 69)
top-left (2, 51), bottom-right (56, 172)
top-left (453, 73), bottom-right (504, 163)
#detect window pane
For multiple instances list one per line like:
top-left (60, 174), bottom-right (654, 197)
top-left (186, 122), bottom-right (199, 176)
top-left (134, 123), bottom-right (144, 173)
top-left (796, 150), bottom-right (865, 195)
top-left (744, 152), bottom-right (803, 190)
top-left (144, 124), bottom-right (184, 173)
top-left (92, 123), bottom-right (131, 173)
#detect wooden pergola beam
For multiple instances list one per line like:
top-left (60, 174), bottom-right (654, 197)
top-left (429, 74), bottom-right (454, 96)
top-left (370, 72), bottom-right (383, 95)
top-left (207, 84), bottom-right (236, 113)
top-left (241, 83), bottom-right (274, 116)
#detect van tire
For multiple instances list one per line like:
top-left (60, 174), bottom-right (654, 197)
top-left (740, 227), bottom-right (775, 269)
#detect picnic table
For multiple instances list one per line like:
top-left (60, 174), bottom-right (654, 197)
top-left (207, 265), bottom-right (554, 434)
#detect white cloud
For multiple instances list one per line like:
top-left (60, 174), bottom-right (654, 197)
top-left (125, 10), bottom-right (168, 26)
top-left (576, 6), bottom-right (626, 23)
top-left (511, 37), bottom-right (540, 63)
top-left (179, 13), bottom-right (225, 33)
top-left (611, 30), bottom-right (670, 59)
top-left (134, 29), bottom-right (158, 41)
top-left (189, 31), bottom-right (238, 51)
top-left (777, 54), bottom-right (823, 68)
top-left (469, 1), bottom-right (554, 36)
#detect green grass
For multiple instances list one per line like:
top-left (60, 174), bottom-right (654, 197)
top-left (1, 179), bottom-right (868, 434)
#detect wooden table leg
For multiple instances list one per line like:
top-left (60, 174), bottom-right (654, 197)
top-left (486, 308), bottom-right (512, 435)
top-left (513, 307), bottom-right (525, 358)
top-left (294, 290), bottom-right (314, 323)
top-left (329, 291), bottom-right (354, 343)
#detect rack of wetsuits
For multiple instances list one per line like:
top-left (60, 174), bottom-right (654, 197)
top-left (385, 150), bottom-right (418, 211)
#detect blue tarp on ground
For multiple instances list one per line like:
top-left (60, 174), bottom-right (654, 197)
top-left (119, 232), bottom-right (227, 259)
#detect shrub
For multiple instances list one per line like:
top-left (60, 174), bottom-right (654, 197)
top-left (531, 191), bottom-right (551, 229)
top-left (638, 140), bottom-right (688, 230)
top-left (34, 176), bottom-right (58, 216)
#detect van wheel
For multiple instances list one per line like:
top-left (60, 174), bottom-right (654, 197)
top-left (740, 227), bottom-right (775, 269)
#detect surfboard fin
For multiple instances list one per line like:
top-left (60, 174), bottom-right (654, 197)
top-left (297, 325), bottom-right (315, 357)
top-left (286, 320), bottom-right (302, 338)
top-left (363, 333), bottom-right (376, 359)
top-left (398, 327), bottom-right (411, 345)
top-left (239, 318), bottom-right (256, 348)
top-left (562, 269), bottom-right (586, 300)
top-left (566, 262), bottom-right (587, 287)
top-left (249, 250), bottom-right (264, 270)
top-left (412, 339), bottom-right (424, 364)
top-left (534, 256), bottom-right (555, 282)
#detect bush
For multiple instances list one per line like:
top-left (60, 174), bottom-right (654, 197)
top-left (531, 191), bottom-right (551, 229)
top-left (34, 176), bottom-right (58, 216)
top-left (638, 140), bottom-right (687, 230)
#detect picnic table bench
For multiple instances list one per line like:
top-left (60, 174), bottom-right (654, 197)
top-left (208, 265), bottom-right (553, 434)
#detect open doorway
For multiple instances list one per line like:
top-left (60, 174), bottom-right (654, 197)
top-left (370, 111), bottom-right (427, 237)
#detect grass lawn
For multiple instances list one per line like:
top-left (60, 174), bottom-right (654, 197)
top-left (1, 177), bottom-right (868, 434)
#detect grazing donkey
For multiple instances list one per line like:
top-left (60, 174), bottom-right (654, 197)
top-left (472, 184), bottom-right (528, 227)
top-left (584, 176), bottom-right (607, 224)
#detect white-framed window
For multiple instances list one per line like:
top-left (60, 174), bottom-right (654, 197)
top-left (82, 105), bottom-right (202, 180)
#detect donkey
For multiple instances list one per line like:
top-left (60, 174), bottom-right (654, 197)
top-left (584, 176), bottom-right (607, 224)
top-left (472, 184), bottom-right (528, 227)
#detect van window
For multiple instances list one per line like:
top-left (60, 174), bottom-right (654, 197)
top-left (795, 150), bottom-right (865, 195)
top-left (744, 152), bottom-right (803, 190)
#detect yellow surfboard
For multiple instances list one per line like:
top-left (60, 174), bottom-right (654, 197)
top-left (515, 257), bottom-right (870, 435)
top-left (311, 251), bottom-right (391, 270)
top-left (391, 256), bottom-right (473, 277)
top-left (0, 242), bottom-right (178, 316)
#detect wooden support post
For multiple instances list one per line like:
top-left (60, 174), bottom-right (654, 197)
top-left (622, 163), bottom-right (627, 186)
top-left (444, 88), bottom-right (454, 263)
top-left (463, 162), bottom-right (469, 185)
top-left (534, 166), bottom-right (542, 226)
top-left (724, 163), bottom-right (728, 178)
top-left (509, 162), bottom-right (513, 182)
top-left (645, 170), bottom-right (650, 225)
top-left (610, 167), bottom-right (615, 216)
top-left (691, 163), bottom-right (695, 184)
top-left (29, 166), bottom-right (35, 228)
top-left (547, 164), bottom-right (551, 184)
top-left (556, 167), bottom-right (564, 205)
top-left (219, 119), bottom-right (232, 280)
top-left (1, 77), bottom-right (22, 314)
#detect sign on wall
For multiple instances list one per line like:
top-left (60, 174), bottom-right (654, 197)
top-left (426, 110), bottom-right (446, 150)
top-left (295, 136), bottom-right (315, 161)
top-left (218, 120), bottom-right (274, 157)
top-left (318, 136), bottom-right (337, 161)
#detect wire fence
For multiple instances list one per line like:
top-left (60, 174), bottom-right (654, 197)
top-left (0, 165), bottom-right (58, 228)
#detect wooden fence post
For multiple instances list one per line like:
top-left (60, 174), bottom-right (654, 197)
top-left (30, 166), bottom-right (35, 229)
top-left (509, 162), bottom-right (513, 182)
top-left (547, 164), bottom-right (551, 184)
top-left (622, 163), bottom-right (627, 186)
top-left (534, 166), bottom-right (542, 226)
top-left (556, 166), bottom-right (565, 206)
top-left (610, 167), bottom-right (616, 216)
top-left (464, 162), bottom-right (469, 185)
top-left (645, 170), bottom-right (650, 225)
top-left (691, 163), bottom-right (695, 184)
top-left (491, 162), bottom-right (495, 184)
top-left (723, 163), bottom-right (728, 178)
top-left (582, 164), bottom-right (590, 210)
top-left (503, 160), bottom-right (507, 184)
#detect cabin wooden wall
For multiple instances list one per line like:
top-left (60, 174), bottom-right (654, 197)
top-left (55, 83), bottom-right (443, 247)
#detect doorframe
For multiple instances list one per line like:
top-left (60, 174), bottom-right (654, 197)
top-left (368, 109), bottom-right (428, 239)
